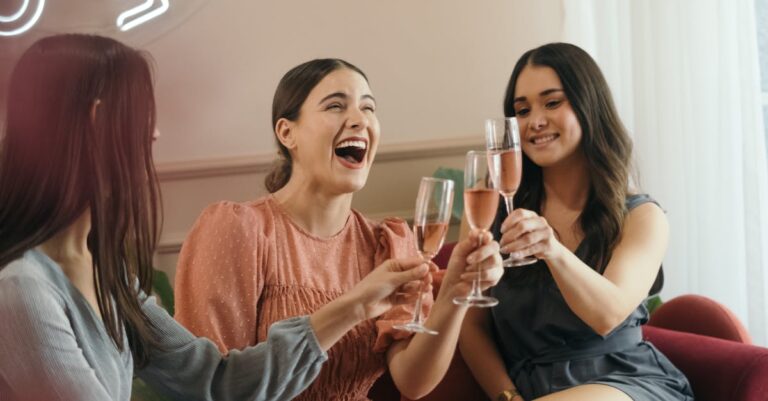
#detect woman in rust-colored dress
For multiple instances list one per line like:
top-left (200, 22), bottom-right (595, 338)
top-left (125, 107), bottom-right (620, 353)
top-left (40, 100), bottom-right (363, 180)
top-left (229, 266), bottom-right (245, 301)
top-left (174, 59), bottom-right (504, 401)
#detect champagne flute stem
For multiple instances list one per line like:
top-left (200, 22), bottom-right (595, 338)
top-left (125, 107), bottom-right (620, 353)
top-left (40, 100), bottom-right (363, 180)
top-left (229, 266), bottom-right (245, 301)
top-left (412, 280), bottom-right (425, 325)
top-left (471, 265), bottom-right (483, 298)
top-left (469, 231), bottom-right (485, 298)
top-left (504, 195), bottom-right (514, 214)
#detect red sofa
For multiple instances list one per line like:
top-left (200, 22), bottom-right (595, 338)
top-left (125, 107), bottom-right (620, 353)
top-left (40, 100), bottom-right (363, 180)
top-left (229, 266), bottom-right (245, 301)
top-left (368, 243), bottom-right (768, 401)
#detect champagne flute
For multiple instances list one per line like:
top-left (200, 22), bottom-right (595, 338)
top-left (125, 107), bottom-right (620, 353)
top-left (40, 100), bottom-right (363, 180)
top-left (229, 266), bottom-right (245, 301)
top-left (485, 117), bottom-right (537, 267)
top-left (393, 177), bottom-right (454, 335)
top-left (453, 150), bottom-right (500, 308)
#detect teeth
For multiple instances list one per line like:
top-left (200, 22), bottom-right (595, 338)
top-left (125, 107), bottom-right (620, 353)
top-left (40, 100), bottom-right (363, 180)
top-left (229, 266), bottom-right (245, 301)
top-left (336, 140), bottom-right (367, 149)
top-left (532, 134), bottom-right (557, 144)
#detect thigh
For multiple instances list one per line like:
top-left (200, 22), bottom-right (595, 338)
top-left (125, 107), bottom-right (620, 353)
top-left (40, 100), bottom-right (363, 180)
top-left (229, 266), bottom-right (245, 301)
top-left (533, 384), bottom-right (632, 401)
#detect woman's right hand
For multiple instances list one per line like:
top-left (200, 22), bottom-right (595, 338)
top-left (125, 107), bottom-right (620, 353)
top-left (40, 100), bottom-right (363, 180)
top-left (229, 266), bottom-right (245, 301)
top-left (345, 257), bottom-right (431, 321)
top-left (310, 257), bottom-right (429, 351)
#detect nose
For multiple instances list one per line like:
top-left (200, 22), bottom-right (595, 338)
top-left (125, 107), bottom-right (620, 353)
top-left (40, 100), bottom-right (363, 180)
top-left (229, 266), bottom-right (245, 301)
top-left (528, 108), bottom-right (547, 132)
top-left (346, 107), bottom-right (368, 131)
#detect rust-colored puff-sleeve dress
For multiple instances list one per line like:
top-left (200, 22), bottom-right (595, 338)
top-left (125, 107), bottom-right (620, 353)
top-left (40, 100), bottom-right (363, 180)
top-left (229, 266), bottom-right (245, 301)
top-left (175, 195), bottom-right (432, 401)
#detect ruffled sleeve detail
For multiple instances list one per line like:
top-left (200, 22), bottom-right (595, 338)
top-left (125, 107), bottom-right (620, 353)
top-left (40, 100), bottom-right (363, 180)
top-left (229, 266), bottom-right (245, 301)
top-left (174, 201), bottom-right (265, 354)
top-left (372, 218), bottom-right (434, 353)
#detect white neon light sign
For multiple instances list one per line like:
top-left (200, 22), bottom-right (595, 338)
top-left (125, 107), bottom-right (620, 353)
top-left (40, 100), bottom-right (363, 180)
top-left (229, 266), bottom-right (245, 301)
top-left (116, 0), bottom-right (170, 32)
top-left (0, 0), bottom-right (45, 36)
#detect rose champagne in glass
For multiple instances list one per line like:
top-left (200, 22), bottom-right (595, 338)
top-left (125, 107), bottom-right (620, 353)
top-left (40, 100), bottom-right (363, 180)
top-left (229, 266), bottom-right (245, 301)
top-left (453, 150), bottom-right (500, 308)
top-left (485, 117), bottom-right (537, 267)
top-left (393, 177), bottom-right (453, 334)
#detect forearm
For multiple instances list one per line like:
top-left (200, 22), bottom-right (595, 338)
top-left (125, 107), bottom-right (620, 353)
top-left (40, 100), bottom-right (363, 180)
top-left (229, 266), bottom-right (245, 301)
top-left (458, 309), bottom-right (515, 399)
top-left (309, 293), bottom-right (364, 351)
top-left (388, 294), bottom-right (468, 399)
top-left (546, 248), bottom-right (633, 335)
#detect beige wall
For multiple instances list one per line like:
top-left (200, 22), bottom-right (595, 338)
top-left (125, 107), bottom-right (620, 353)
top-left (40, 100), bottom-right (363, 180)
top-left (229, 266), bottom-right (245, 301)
top-left (0, 1), bottom-right (565, 281)
top-left (150, 0), bottom-right (565, 281)
top-left (147, 0), bottom-right (564, 163)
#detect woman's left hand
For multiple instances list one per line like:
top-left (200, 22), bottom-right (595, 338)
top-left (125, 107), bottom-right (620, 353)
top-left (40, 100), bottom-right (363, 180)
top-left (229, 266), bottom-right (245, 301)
top-left (499, 209), bottom-right (565, 262)
top-left (439, 231), bottom-right (503, 300)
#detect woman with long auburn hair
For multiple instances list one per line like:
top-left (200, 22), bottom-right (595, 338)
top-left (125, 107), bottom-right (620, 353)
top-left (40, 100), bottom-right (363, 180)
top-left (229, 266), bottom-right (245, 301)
top-left (459, 43), bottom-right (694, 401)
top-left (0, 34), bottom-right (434, 401)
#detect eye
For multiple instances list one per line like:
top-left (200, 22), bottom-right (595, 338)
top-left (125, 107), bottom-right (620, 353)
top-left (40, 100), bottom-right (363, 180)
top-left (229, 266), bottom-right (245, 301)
top-left (326, 102), bottom-right (344, 111)
top-left (362, 105), bottom-right (376, 113)
top-left (545, 100), bottom-right (562, 109)
top-left (515, 108), bottom-right (530, 117)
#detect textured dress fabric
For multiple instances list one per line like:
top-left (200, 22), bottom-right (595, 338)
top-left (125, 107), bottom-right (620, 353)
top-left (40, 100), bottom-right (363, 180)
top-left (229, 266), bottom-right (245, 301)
top-left (175, 195), bottom-right (429, 401)
top-left (489, 194), bottom-right (694, 400)
top-left (0, 249), bottom-right (327, 401)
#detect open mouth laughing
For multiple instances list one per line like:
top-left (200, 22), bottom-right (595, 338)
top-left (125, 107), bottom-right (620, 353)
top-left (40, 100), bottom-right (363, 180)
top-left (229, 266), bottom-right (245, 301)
top-left (334, 138), bottom-right (368, 168)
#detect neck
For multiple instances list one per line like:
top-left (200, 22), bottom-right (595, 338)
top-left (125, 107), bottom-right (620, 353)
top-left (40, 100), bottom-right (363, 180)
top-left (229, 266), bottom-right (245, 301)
top-left (38, 210), bottom-right (93, 278)
top-left (272, 171), bottom-right (353, 238)
top-left (541, 153), bottom-right (590, 211)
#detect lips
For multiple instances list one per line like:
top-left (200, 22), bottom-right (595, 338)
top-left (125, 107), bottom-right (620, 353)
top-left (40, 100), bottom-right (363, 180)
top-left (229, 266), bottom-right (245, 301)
top-left (334, 138), bottom-right (368, 167)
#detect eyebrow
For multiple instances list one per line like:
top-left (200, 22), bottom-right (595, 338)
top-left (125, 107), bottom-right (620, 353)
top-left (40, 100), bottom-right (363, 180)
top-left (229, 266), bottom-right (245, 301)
top-left (318, 92), bottom-right (376, 104)
top-left (513, 88), bottom-right (564, 103)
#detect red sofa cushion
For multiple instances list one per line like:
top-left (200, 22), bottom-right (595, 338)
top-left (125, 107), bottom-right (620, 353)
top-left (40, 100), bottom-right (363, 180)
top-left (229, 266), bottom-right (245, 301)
top-left (643, 325), bottom-right (768, 401)
top-left (648, 294), bottom-right (753, 344)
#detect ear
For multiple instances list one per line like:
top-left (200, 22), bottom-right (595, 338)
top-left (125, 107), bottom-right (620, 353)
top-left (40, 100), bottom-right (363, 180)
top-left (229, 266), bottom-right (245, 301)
top-left (274, 118), bottom-right (297, 150)
top-left (90, 99), bottom-right (101, 123)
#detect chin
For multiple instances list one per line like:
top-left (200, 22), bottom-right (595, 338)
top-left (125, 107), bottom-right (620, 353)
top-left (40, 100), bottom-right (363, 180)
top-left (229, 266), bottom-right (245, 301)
top-left (334, 176), bottom-right (369, 195)
top-left (526, 148), bottom-right (566, 167)
top-left (347, 180), bottom-right (368, 193)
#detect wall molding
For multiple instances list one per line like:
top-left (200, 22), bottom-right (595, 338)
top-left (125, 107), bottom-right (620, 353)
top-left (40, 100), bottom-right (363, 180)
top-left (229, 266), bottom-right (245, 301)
top-left (156, 135), bottom-right (481, 181)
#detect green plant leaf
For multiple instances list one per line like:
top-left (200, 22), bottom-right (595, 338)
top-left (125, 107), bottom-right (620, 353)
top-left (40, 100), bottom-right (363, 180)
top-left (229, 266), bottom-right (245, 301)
top-left (432, 167), bottom-right (464, 222)
top-left (151, 269), bottom-right (174, 316)
top-left (645, 294), bottom-right (663, 315)
top-left (132, 378), bottom-right (172, 401)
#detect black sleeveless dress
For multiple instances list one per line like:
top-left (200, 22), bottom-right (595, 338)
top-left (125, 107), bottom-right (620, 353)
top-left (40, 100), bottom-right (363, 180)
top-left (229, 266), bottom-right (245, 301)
top-left (489, 194), bottom-right (694, 400)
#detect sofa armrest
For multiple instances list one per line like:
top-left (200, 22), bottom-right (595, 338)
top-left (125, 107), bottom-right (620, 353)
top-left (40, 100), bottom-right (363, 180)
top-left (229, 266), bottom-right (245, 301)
top-left (643, 325), bottom-right (768, 401)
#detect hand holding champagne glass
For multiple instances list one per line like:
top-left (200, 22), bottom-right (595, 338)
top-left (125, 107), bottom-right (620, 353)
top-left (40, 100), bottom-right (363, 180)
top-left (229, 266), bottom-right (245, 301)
top-left (393, 177), bottom-right (453, 335)
top-left (485, 117), bottom-right (537, 267)
top-left (453, 150), bottom-right (500, 308)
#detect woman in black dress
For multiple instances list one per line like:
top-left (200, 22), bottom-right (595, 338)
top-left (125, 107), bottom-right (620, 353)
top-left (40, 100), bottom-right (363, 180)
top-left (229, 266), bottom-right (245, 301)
top-left (459, 43), bottom-right (694, 401)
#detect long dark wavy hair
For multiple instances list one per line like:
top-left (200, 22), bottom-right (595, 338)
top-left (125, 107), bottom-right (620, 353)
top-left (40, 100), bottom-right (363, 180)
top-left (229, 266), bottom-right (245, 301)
top-left (503, 42), bottom-right (662, 294)
top-left (264, 58), bottom-right (368, 192)
top-left (0, 34), bottom-right (162, 365)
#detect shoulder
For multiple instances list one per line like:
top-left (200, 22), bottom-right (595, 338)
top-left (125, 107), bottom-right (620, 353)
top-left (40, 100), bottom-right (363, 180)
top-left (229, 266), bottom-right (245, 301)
top-left (191, 196), bottom-right (276, 237)
top-left (626, 193), bottom-right (662, 211)
top-left (623, 194), bottom-right (668, 240)
top-left (352, 210), bottom-right (409, 232)
top-left (353, 211), bottom-right (411, 237)
top-left (198, 197), bottom-right (271, 224)
top-left (0, 254), bottom-right (66, 315)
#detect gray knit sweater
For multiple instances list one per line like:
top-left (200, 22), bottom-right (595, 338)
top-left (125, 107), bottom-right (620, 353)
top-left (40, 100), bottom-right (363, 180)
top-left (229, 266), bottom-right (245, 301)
top-left (0, 249), bottom-right (328, 400)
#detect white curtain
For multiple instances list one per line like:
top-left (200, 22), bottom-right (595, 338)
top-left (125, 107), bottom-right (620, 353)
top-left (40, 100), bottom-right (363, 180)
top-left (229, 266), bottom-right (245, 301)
top-left (562, 0), bottom-right (768, 345)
